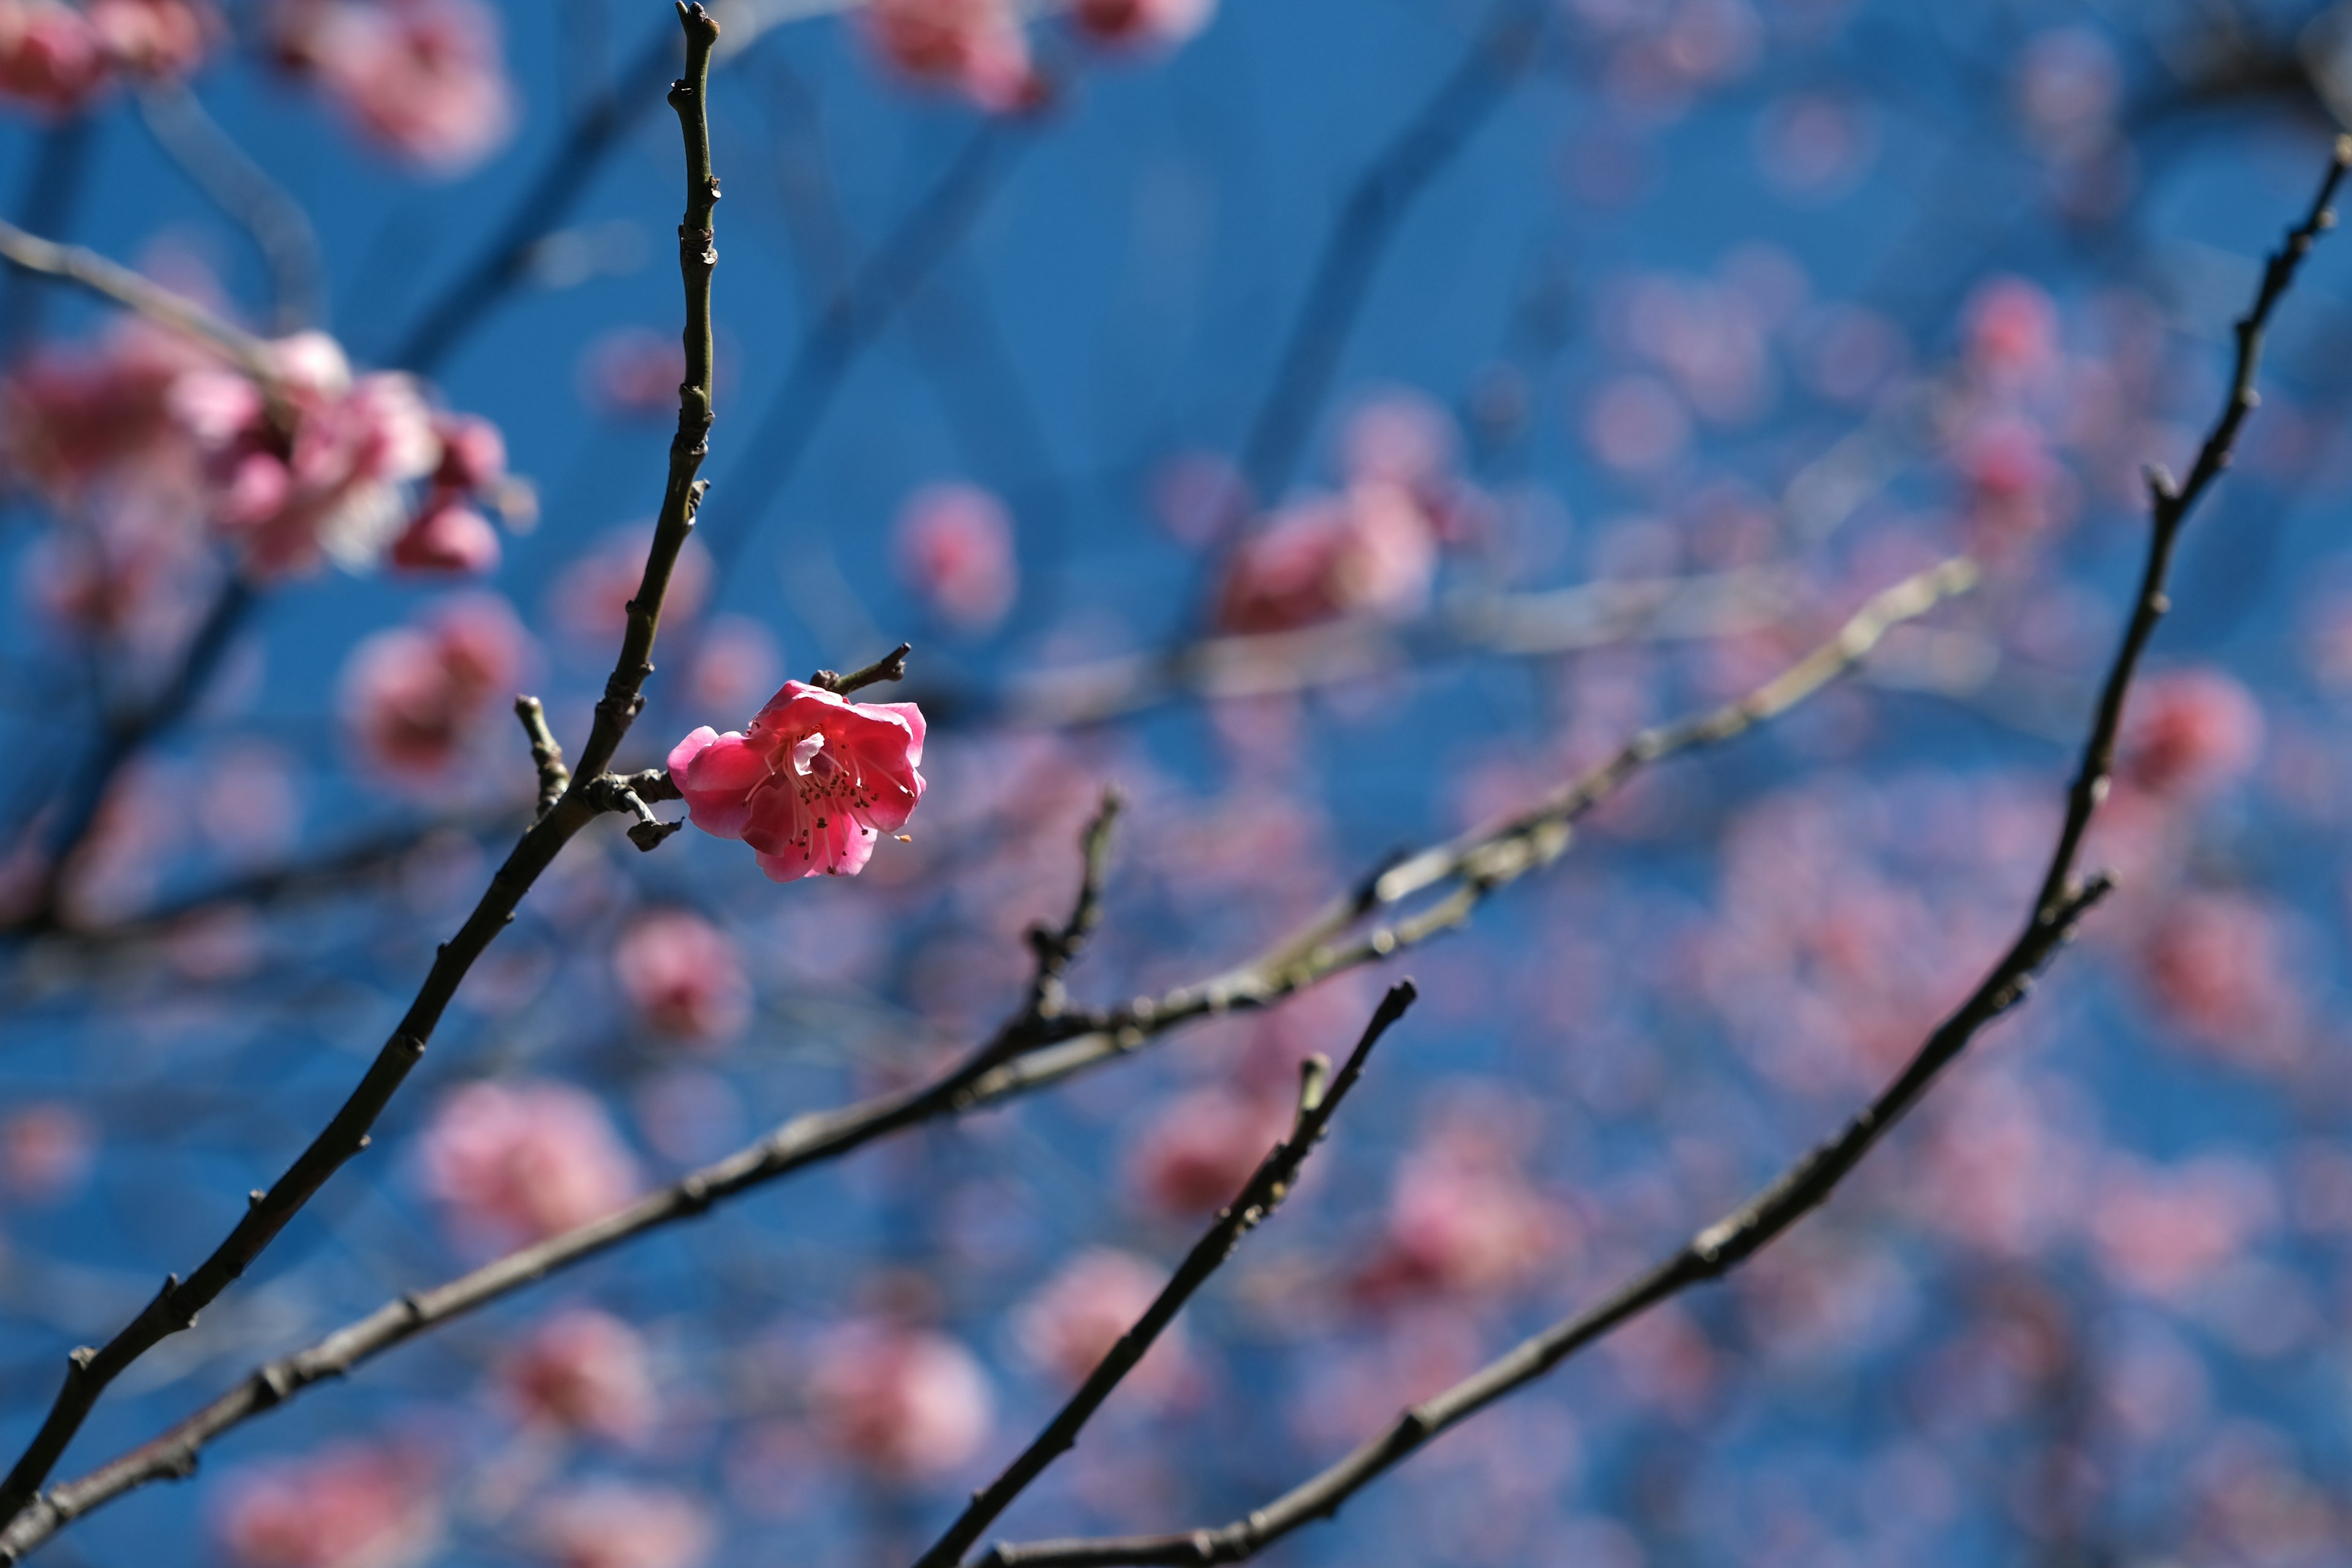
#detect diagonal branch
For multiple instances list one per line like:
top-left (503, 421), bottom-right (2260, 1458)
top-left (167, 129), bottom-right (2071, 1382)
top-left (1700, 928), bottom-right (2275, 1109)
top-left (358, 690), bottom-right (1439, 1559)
top-left (912, 983), bottom-right (1417, 1568)
top-left (0, 4), bottom-right (729, 1539)
top-left (971, 138), bottom-right (2352, 1568)
top-left (0, 554), bottom-right (1973, 1562)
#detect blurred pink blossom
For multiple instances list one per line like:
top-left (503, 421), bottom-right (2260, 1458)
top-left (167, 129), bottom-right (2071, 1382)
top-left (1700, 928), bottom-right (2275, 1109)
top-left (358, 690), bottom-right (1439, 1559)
top-left (554, 524), bottom-right (711, 643)
top-left (418, 1080), bottom-right (639, 1248)
top-left (668, 680), bottom-right (926, 880)
top-left (1352, 1120), bottom-right (1559, 1303)
top-left (1962, 277), bottom-right (2060, 385)
top-left (1126, 1085), bottom-right (1287, 1215)
top-left (1068, 0), bottom-right (1211, 50)
top-left (612, 909), bottom-right (752, 1044)
top-left (805, 1321), bottom-right (993, 1480)
top-left (213, 1442), bottom-right (440, 1568)
top-left (0, 0), bottom-right (213, 113)
top-left (1014, 1248), bottom-right (1189, 1402)
top-left (2138, 890), bottom-right (2304, 1065)
top-left (504, 1308), bottom-right (657, 1443)
top-left (387, 500), bottom-right (499, 572)
top-left (687, 615), bottom-right (783, 719)
top-left (862, 0), bottom-right (1044, 113)
top-left (271, 0), bottom-right (513, 174)
top-left (579, 327), bottom-right (686, 418)
top-left (341, 592), bottom-right (525, 782)
top-left (2120, 668), bottom-right (2263, 799)
top-left (1213, 483), bottom-right (1437, 635)
top-left (531, 1483), bottom-right (711, 1568)
top-left (895, 481), bottom-right (1018, 632)
top-left (0, 1101), bottom-right (93, 1201)
top-left (2090, 1155), bottom-right (2274, 1301)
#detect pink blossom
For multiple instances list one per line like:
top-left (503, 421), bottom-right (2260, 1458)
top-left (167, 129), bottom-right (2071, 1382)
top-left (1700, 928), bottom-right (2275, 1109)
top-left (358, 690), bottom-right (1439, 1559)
top-left (1068, 0), bottom-right (1212, 50)
top-left (531, 1483), bottom-right (711, 1568)
top-left (863, 0), bottom-right (1044, 111)
top-left (175, 332), bottom-right (461, 576)
top-left (341, 592), bottom-right (524, 782)
top-left (1126, 1086), bottom-right (1287, 1215)
top-left (2120, 668), bottom-right (2263, 798)
top-left (612, 909), bottom-right (752, 1044)
top-left (213, 1443), bottom-right (439, 1568)
top-left (553, 524), bottom-right (711, 643)
top-left (2138, 890), bottom-right (2304, 1062)
top-left (1963, 277), bottom-right (2060, 385)
top-left (387, 500), bottom-right (499, 572)
top-left (579, 327), bottom-right (686, 418)
top-left (0, 0), bottom-right (105, 111)
top-left (272, 0), bottom-right (512, 173)
top-left (2, 317), bottom-right (212, 502)
top-left (668, 680), bottom-right (926, 881)
top-left (1014, 1248), bottom-right (1188, 1402)
top-left (1352, 1127), bottom-right (1558, 1303)
top-left (418, 1080), bottom-right (639, 1248)
top-left (504, 1308), bottom-right (657, 1443)
top-left (805, 1321), bottom-right (992, 1479)
top-left (1213, 483), bottom-right (1437, 635)
top-left (0, 1101), bottom-right (93, 1200)
top-left (2090, 1155), bottom-right (2274, 1301)
top-left (86, 0), bottom-right (212, 77)
top-left (895, 481), bottom-right (1018, 631)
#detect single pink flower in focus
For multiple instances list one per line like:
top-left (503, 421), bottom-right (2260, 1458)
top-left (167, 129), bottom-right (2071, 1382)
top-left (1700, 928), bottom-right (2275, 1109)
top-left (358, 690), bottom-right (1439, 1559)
top-left (341, 592), bottom-right (525, 781)
top-left (274, 0), bottom-right (512, 173)
top-left (2120, 669), bottom-right (2263, 799)
top-left (668, 680), bottom-right (926, 881)
top-left (612, 909), bottom-right (752, 1044)
top-left (1126, 1086), bottom-right (1288, 1215)
top-left (1014, 1248), bottom-right (1188, 1403)
top-left (504, 1308), bottom-right (658, 1444)
top-left (388, 500), bottom-right (499, 573)
top-left (806, 1321), bottom-right (992, 1480)
top-left (418, 1080), bottom-right (639, 1248)
top-left (213, 1443), bottom-right (440, 1568)
top-left (895, 481), bottom-right (1017, 632)
top-left (863, 0), bottom-right (1044, 111)
top-left (532, 1483), bottom-right (712, 1568)
top-left (1068, 0), bottom-right (1212, 50)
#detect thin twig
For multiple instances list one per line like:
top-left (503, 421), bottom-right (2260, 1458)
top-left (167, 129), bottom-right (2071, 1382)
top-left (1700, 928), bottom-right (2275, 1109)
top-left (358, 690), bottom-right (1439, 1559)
top-left (0, 219), bottom-right (279, 383)
top-left (0, 556), bottom-right (1971, 1561)
top-left (809, 641), bottom-right (914, 696)
top-left (971, 140), bottom-right (2351, 1568)
top-left (137, 84), bottom-right (324, 333)
top-left (0, 6), bottom-right (728, 1540)
top-left (912, 984), bottom-right (1417, 1568)
top-left (514, 697), bottom-right (571, 818)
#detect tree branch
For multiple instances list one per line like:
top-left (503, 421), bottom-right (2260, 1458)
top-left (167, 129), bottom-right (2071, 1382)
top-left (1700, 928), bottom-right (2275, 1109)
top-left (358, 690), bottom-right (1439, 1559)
top-left (0, 554), bottom-right (1970, 1561)
top-left (971, 139), bottom-right (2351, 1568)
top-left (913, 984), bottom-right (1417, 1568)
top-left (0, 6), bottom-right (728, 1538)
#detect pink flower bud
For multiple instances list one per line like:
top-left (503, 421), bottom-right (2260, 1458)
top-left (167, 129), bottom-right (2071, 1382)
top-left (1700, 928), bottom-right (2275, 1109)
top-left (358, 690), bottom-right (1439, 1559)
top-left (388, 500), bottom-right (500, 573)
top-left (2120, 669), bottom-right (2263, 799)
top-left (431, 410), bottom-right (505, 489)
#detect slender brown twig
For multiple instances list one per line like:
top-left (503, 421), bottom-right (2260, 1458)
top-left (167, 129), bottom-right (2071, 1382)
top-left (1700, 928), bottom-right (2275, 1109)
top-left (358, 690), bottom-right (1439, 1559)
top-left (912, 984), bottom-right (1417, 1568)
top-left (0, 4), bottom-right (731, 1538)
top-left (0, 555), bottom-right (1973, 1562)
top-left (971, 138), bottom-right (2352, 1568)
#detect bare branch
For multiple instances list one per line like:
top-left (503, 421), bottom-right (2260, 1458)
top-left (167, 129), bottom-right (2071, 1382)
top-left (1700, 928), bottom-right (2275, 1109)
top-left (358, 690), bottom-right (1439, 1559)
top-left (912, 983), bottom-right (1417, 1568)
top-left (809, 641), bottom-right (914, 696)
top-left (0, 6), bottom-right (728, 1537)
top-left (972, 142), bottom-right (2349, 1568)
top-left (0, 554), bottom-right (1969, 1561)
top-left (0, 219), bottom-right (280, 384)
